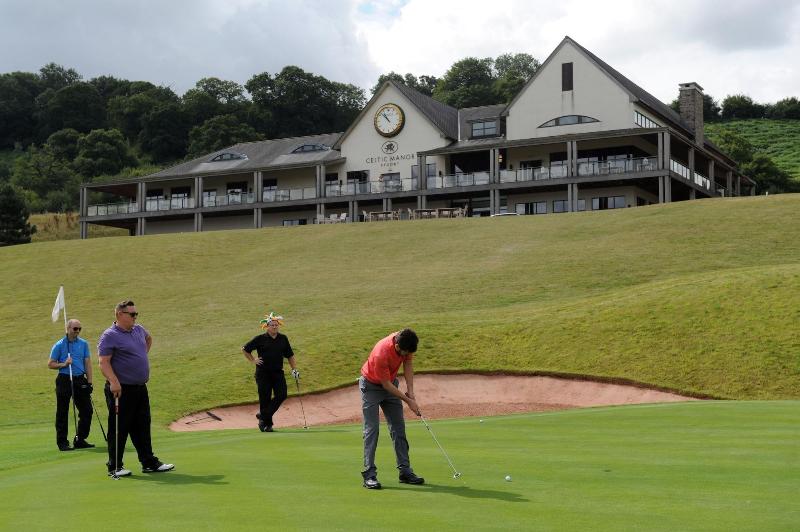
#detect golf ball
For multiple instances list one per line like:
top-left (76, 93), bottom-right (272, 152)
top-left (504, 475), bottom-right (512, 482)
top-left (479, 419), bottom-right (483, 423)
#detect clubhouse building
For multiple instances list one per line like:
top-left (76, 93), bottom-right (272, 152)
top-left (78, 36), bottom-right (755, 237)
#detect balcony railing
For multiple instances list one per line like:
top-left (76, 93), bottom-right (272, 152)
top-left (670, 159), bottom-right (691, 180)
top-left (578, 157), bottom-right (656, 176)
top-left (203, 193), bottom-right (255, 207)
top-left (324, 178), bottom-right (418, 197)
top-left (264, 187), bottom-right (316, 202)
top-left (86, 202), bottom-right (139, 217)
top-left (427, 171), bottom-right (491, 189)
top-left (146, 197), bottom-right (195, 211)
top-left (694, 172), bottom-right (711, 190)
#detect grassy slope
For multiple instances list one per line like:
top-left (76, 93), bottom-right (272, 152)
top-left (29, 212), bottom-right (129, 242)
top-left (706, 119), bottom-right (800, 180)
top-left (1, 194), bottom-right (798, 428)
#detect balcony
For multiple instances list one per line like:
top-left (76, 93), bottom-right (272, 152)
top-left (578, 157), bottom-right (656, 176)
top-left (146, 197), bottom-right (196, 211)
top-left (203, 193), bottom-right (255, 207)
top-left (324, 178), bottom-right (418, 197)
top-left (86, 202), bottom-right (139, 217)
top-left (264, 187), bottom-right (316, 202)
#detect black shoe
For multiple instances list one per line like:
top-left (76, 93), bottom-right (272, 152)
top-left (255, 413), bottom-right (261, 420)
top-left (399, 472), bottom-right (425, 485)
top-left (264, 425), bottom-right (274, 432)
top-left (259, 420), bottom-right (274, 432)
top-left (73, 439), bottom-right (95, 449)
top-left (363, 477), bottom-right (382, 489)
top-left (58, 443), bottom-right (74, 452)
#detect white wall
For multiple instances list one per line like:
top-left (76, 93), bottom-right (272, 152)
top-left (340, 84), bottom-right (450, 182)
top-left (506, 42), bottom-right (635, 140)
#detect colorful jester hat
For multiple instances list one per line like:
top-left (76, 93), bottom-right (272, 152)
top-left (260, 311), bottom-right (284, 329)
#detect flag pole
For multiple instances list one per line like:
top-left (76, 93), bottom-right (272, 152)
top-left (61, 286), bottom-right (78, 445)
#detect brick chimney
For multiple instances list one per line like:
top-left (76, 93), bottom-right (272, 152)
top-left (678, 82), bottom-right (704, 146)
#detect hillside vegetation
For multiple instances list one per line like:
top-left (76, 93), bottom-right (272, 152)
top-left (706, 119), bottom-right (800, 180)
top-left (1, 195), bottom-right (798, 426)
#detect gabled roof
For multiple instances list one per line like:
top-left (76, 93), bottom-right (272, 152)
top-left (459, 104), bottom-right (506, 140)
top-left (332, 80), bottom-right (458, 149)
top-left (146, 132), bottom-right (344, 180)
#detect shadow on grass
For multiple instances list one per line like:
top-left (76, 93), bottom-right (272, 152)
top-left (382, 482), bottom-right (528, 502)
top-left (127, 473), bottom-right (228, 485)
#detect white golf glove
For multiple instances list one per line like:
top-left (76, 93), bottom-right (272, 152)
top-left (291, 368), bottom-right (300, 380)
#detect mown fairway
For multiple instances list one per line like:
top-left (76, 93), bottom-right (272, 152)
top-left (1, 195), bottom-right (799, 530)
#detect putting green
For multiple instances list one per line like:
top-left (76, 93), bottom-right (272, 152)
top-left (3, 400), bottom-right (797, 531)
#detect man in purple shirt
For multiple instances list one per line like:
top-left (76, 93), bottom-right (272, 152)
top-left (98, 300), bottom-right (174, 478)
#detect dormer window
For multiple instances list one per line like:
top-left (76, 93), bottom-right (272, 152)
top-left (210, 152), bottom-right (247, 162)
top-left (471, 120), bottom-right (498, 138)
top-left (291, 144), bottom-right (329, 153)
top-left (539, 115), bottom-right (599, 128)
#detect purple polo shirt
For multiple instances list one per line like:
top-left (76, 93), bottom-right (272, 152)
top-left (97, 323), bottom-right (150, 385)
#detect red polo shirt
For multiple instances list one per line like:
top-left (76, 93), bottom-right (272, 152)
top-left (361, 333), bottom-right (413, 384)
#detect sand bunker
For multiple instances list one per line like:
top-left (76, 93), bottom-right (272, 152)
top-left (171, 374), bottom-right (699, 432)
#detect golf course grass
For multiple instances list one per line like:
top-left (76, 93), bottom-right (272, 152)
top-left (1, 194), bottom-right (799, 530)
top-left (3, 402), bottom-right (797, 531)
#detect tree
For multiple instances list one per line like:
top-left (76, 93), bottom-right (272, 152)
top-left (138, 103), bottom-right (190, 162)
top-left (41, 82), bottom-right (107, 136)
top-left (73, 129), bottom-right (137, 177)
top-left (707, 129), bottom-right (754, 164)
top-left (669, 93), bottom-right (721, 122)
top-left (721, 94), bottom-right (765, 119)
top-left (10, 145), bottom-right (80, 211)
top-left (46, 128), bottom-right (82, 161)
top-left (432, 57), bottom-right (497, 108)
top-left (108, 86), bottom-right (179, 141)
top-left (0, 72), bottom-right (43, 147)
top-left (493, 53), bottom-right (540, 103)
top-left (38, 63), bottom-right (81, 91)
top-left (741, 153), bottom-right (797, 193)
top-left (187, 115), bottom-right (263, 158)
top-left (0, 183), bottom-right (35, 245)
top-left (767, 97), bottom-right (800, 119)
top-left (371, 72), bottom-right (439, 96)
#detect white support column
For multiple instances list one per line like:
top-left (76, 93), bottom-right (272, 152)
top-left (658, 176), bottom-right (665, 203)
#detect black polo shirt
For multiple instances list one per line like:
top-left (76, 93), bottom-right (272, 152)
top-left (243, 333), bottom-right (294, 373)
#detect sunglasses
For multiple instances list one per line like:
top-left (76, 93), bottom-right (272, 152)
top-left (120, 311), bottom-right (139, 318)
top-left (72, 327), bottom-right (82, 332)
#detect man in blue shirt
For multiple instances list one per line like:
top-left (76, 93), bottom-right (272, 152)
top-left (48, 318), bottom-right (94, 451)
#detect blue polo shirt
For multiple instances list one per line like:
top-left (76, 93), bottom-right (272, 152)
top-left (97, 323), bottom-right (150, 385)
top-left (50, 337), bottom-right (91, 376)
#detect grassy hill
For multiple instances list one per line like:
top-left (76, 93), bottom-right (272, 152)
top-left (706, 119), bottom-right (800, 180)
top-left (2, 195), bottom-right (799, 428)
top-left (28, 212), bottom-right (128, 242)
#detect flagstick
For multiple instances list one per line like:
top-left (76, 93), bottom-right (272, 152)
top-left (62, 286), bottom-right (78, 446)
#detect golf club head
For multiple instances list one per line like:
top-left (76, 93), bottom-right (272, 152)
top-left (453, 472), bottom-right (462, 479)
top-left (111, 474), bottom-right (120, 480)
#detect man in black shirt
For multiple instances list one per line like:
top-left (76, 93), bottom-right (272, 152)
top-left (242, 312), bottom-right (299, 432)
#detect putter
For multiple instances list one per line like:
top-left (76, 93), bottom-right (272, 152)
top-left (89, 395), bottom-right (107, 441)
top-left (420, 414), bottom-right (462, 479)
top-left (111, 396), bottom-right (120, 480)
top-left (293, 375), bottom-right (308, 429)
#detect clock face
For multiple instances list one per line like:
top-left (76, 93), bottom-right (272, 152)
top-left (374, 103), bottom-right (405, 137)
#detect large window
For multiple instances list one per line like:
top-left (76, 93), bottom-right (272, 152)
top-left (516, 201), bottom-right (547, 215)
top-left (553, 199), bottom-right (587, 213)
top-left (210, 152), bottom-right (246, 162)
top-left (411, 163), bottom-right (437, 179)
top-left (592, 196), bottom-right (626, 210)
top-left (471, 121), bottom-right (498, 138)
top-left (282, 219), bottom-right (307, 226)
top-left (539, 115), bottom-right (599, 128)
top-left (291, 144), bottom-right (329, 153)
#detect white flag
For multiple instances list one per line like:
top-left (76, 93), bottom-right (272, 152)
top-left (51, 286), bottom-right (65, 323)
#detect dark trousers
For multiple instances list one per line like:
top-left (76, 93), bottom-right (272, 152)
top-left (55, 373), bottom-right (92, 446)
top-left (256, 370), bottom-right (288, 427)
top-left (105, 383), bottom-right (157, 471)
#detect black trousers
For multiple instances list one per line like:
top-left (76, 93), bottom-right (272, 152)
top-left (256, 370), bottom-right (288, 427)
top-left (55, 373), bottom-right (92, 446)
top-left (105, 383), bottom-right (157, 471)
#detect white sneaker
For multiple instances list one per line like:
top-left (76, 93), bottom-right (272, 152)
top-left (142, 461), bottom-right (174, 473)
top-left (108, 468), bottom-right (132, 477)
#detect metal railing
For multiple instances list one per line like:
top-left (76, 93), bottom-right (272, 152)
top-left (578, 157), bottom-right (656, 176)
top-left (694, 172), bottom-right (711, 190)
top-left (264, 187), bottom-right (316, 202)
top-left (146, 197), bottom-right (195, 211)
top-left (86, 202), bottom-right (139, 217)
top-left (670, 159), bottom-right (691, 180)
top-left (203, 193), bottom-right (255, 207)
top-left (324, 178), bottom-right (419, 197)
top-left (427, 171), bottom-right (491, 189)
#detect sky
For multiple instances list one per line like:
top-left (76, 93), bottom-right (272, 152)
top-left (1, 0), bottom-right (798, 105)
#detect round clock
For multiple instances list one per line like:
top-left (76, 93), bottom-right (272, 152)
top-left (374, 103), bottom-right (405, 137)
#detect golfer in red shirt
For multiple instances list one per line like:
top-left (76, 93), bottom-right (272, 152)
top-left (359, 328), bottom-right (424, 489)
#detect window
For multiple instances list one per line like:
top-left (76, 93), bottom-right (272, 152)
top-left (516, 201), bottom-right (547, 215)
top-left (562, 62), bottom-right (573, 91)
top-left (291, 144), bottom-right (329, 153)
top-left (210, 152), bottom-right (246, 162)
top-left (411, 163), bottom-right (437, 179)
top-left (203, 189), bottom-right (217, 206)
top-left (471, 121), bottom-right (498, 138)
top-left (592, 196), bottom-right (626, 210)
top-left (325, 173), bottom-right (339, 183)
top-left (634, 111), bottom-right (660, 129)
top-left (146, 189), bottom-right (164, 199)
top-left (381, 172), bottom-right (401, 191)
top-left (262, 179), bottom-right (277, 201)
top-left (282, 219), bottom-right (307, 226)
top-left (553, 200), bottom-right (568, 213)
top-left (539, 115), bottom-right (599, 128)
top-left (577, 199), bottom-right (586, 211)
